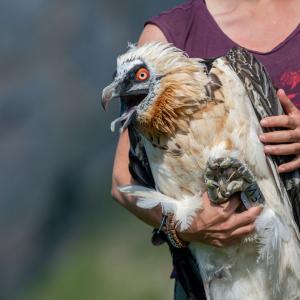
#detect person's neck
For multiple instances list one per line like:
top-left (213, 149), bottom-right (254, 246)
top-left (204, 0), bottom-right (300, 53)
top-left (205, 0), bottom-right (278, 16)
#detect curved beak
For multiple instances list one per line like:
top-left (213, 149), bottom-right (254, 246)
top-left (101, 81), bottom-right (120, 111)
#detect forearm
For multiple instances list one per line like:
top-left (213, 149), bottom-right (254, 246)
top-left (111, 177), bottom-right (162, 228)
top-left (111, 130), bottom-right (162, 228)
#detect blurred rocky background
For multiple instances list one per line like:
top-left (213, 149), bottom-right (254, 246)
top-left (0, 1), bottom-right (181, 299)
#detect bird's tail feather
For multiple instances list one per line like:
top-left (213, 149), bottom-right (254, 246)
top-left (119, 185), bottom-right (201, 230)
top-left (119, 185), bottom-right (178, 213)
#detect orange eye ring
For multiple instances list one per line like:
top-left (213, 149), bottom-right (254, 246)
top-left (135, 67), bottom-right (150, 81)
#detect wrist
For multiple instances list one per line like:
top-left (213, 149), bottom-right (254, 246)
top-left (176, 230), bottom-right (197, 243)
top-left (166, 213), bottom-right (189, 248)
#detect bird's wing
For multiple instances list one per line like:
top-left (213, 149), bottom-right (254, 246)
top-left (225, 47), bottom-right (300, 231)
top-left (127, 125), bottom-right (155, 188)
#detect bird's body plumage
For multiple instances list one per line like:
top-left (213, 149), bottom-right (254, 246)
top-left (103, 42), bottom-right (300, 299)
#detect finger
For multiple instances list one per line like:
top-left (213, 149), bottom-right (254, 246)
top-left (264, 143), bottom-right (300, 156)
top-left (206, 192), bottom-right (241, 219)
top-left (229, 223), bottom-right (256, 239)
top-left (277, 89), bottom-right (299, 114)
top-left (278, 155), bottom-right (300, 173)
top-left (210, 239), bottom-right (224, 248)
top-left (210, 238), bottom-right (241, 248)
top-left (260, 115), bottom-right (297, 129)
top-left (219, 194), bottom-right (241, 215)
top-left (222, 206), bottom-right (263, 231)
top-left (260, 129), bottom-right (300, 143)
top-left (206, 224), bottom-right (254, 241)
top-left (208, 205), bottom-right (262, 233)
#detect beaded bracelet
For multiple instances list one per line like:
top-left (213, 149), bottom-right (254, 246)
top-left (166, 213), bottom-right (189, 249)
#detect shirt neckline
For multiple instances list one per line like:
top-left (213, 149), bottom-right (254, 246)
top-left (199, 0), bottom-right (300, 55)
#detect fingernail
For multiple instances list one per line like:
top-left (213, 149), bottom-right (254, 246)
top-left (278, 166), bottom-right (285, 173)
top-left (259, 134), bottom-right (265, 141)
top-left (264, 146), bottom-right (272, 153)
top-left (260, 119), bottom-right (267, 126)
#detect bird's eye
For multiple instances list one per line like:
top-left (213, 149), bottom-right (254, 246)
top-left (135, 67), bottom-right (149, 81)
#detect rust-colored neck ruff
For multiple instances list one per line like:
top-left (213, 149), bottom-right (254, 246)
top-left (137, 86), bottom-right (179, 137)
top-left (136, 70), bottom-right (224, 140)
top-left (138, 94), bottom-right (225, 142)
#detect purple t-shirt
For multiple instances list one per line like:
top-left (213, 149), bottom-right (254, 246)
top-left (146, 0), bottom-right (300, 108)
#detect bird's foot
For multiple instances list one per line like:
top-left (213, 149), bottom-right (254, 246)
top-left (204, 157), bottom-right (265, 208)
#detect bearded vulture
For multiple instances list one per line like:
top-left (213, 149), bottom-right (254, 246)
top-left (102, 42), bottom-right (300, 300)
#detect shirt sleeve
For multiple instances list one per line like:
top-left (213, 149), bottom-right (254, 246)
top-left (144, 0), bottom-right (196, 50)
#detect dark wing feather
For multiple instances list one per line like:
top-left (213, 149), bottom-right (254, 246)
top-left (226, 47), bottom-right (300, 229)
top-left (128, 126), bottom-right (155, 188)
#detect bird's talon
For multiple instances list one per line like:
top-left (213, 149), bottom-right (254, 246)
top-left (204, 157), bottom-right (265, 208)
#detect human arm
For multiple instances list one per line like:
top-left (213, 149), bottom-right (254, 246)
top-left (111, 129), bottom-right (163, 227)
top-left (260, 89), bottom-right (300, 172)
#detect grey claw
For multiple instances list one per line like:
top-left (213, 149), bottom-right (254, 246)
top-left (219, 157), bottom-right (234, 169)
top-left (206, 179), bottom-right (219, 188)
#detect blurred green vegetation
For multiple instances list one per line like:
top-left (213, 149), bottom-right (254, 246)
top-left (19, 207), bottom-right (173, 300)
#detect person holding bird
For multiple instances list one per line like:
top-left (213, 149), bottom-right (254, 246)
top-left (109, 0), bottom-right (300, 299)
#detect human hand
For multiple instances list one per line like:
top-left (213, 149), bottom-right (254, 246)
top-left (259, 89), bottom-right (300, 173)
top-left (177, 192), bottom-right (262, 248)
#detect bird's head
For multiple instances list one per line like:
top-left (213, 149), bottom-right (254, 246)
top-left (102, 42), bottom-right (209, 137)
